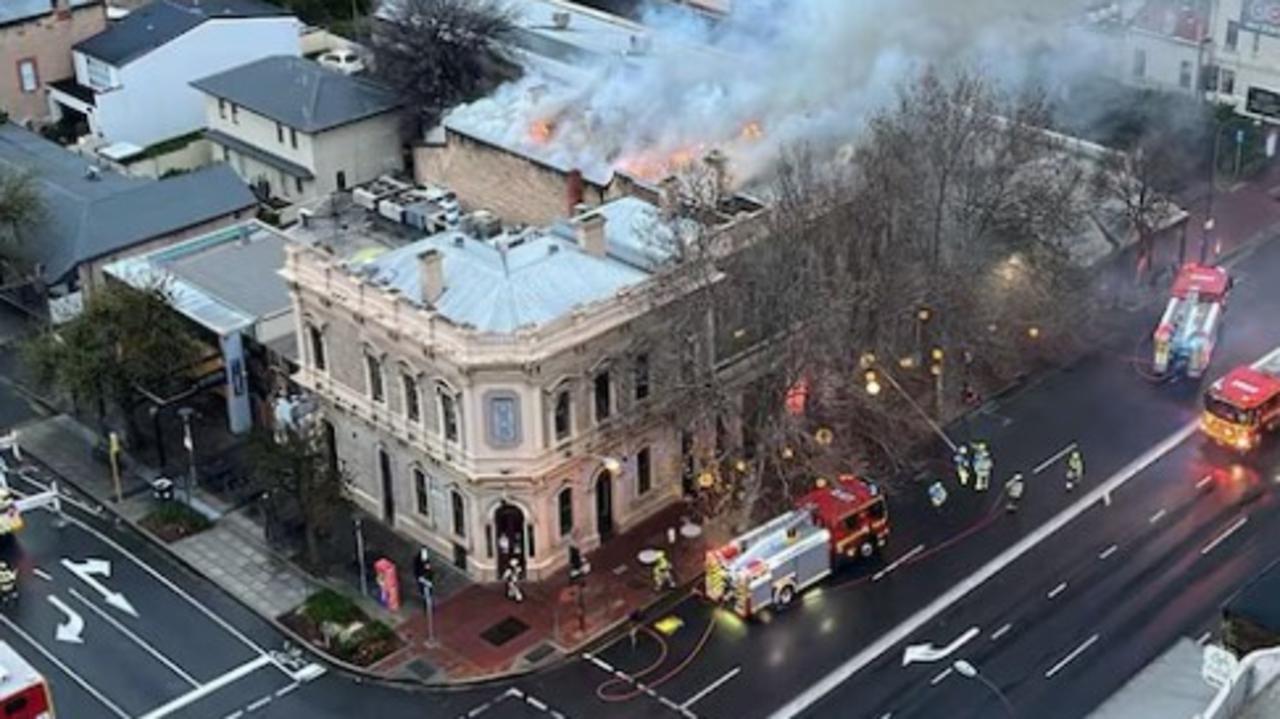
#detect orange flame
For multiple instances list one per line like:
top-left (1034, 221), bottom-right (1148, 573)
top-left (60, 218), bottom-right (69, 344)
top-left (529, 119), bottom-right (555, 144)
top-left (740, 120), bottom-right (763, 141)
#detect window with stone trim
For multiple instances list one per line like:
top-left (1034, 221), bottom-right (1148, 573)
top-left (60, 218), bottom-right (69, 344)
top-left (558, 487), bottom-right (573, 537)
top-left (365, 353), bottom-right (384, 402)
top-left (553, 388), bottom-right (572, 442)
top-left (438, 385), bottom-right (460, 443)
top-left (307, 324), bottom-right (326, 371)
top-left (633, 353), bottom-right (650, 401)
top-left (637, 447), bottom-right (652, 496)
top-left (594, 370), bottom-right (612, 423)
top-left (451, 489), bottom-right (466, 538)
top-left (485, 391), bottom-right (521, 448)
top-left (403, 373), bottom-right (421, 422)
top-left (413, 466), bottom-right (428, 516)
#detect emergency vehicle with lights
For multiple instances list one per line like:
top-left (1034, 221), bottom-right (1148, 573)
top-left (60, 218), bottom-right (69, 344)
top-left (705, 475), bottom-right (888, 618)
top-left (1202, 349), bottom-right (1280, 451)
top-left (0, 641), bottom-right (54, 718)
top-left (1153, 264), bottom-right (1230, 378)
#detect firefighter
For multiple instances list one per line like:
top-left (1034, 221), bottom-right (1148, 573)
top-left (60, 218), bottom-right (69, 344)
top-left (953, 445), bottom-right (971, 487)
top-left (1066, 448), bottom-right (1084, 492)
top-left (652, 551), bottom-right (676, 592)
top-left (928, 480), bottom-right (949, 509)
top-left (1005, 473), bottom-right (1025, 513)
top-left (502, 558), bottom-right (524, 603)
top-left (0, 561), bottom-right (16, 603)
top-left (973, 443), bottom-right (992, 492)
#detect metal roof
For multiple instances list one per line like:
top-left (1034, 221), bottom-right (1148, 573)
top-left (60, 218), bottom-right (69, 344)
top-left (74, 0), bottom-right (289, 66)
top-left (191, 56), bottom-right (400, 134)
top-left (0, 123), bottom-right (257, 284)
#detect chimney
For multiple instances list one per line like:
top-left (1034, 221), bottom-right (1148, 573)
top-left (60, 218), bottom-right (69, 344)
top-left (566, 168), bottom-right (584, 216)
top-left (575, 214), bottom-right (607, 258)
top-left (659, 176), bottom-right (680, 218)
top-left (418, 249), bottom-right (445, 304)
top-left (703, 149), bottom-right (729, 199)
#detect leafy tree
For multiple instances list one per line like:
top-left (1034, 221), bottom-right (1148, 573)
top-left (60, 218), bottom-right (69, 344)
top-left (369, 0), bottom-right (519, 130)
top-left (247, 427), bottom-right (346, 568)
top-left (24, 282), bottom-right (202, 439)
top-left (0, 167), bottom-right (44, 281)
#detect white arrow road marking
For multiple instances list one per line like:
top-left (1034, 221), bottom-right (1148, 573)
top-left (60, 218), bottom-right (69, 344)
top-left (60, 557), bottom-right (138, 617)
top-left (901, 626), bottom-right (980, 666)
top-left (47, 595), bottom-right (85, 644)
top-left (69, 588), bottom-right (198, 687)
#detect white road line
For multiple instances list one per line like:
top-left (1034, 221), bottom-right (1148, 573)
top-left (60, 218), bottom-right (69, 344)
top-left (1149, 508), bottom-right (1167, 524)
top-left (223, 711), bottom-right (244, 719)
top-left (1198, 631), bottom-right (1212, 645)
top-left (680, 666), bottom-right (742, 710)
top-left (873, 544), bottom-right (925, 582)
top-left (31, 568), bottom-right (52, 581)
top-left (929, 667), bottom-right (953, 686)
top-left (0, 613), bottom-right (130, 718)
top-left (582, 652), bottom-right (615, 674)
top-left (770, 419), bottom-right (1197, 719)
top-left (274, 682), bottom-right (299, 698)
top-left (1045, 634), bottom-right (1099, 679)
top-left (466, 701), bottom-right (491, 718)
top-left (1196, 475), bottom-right (1214, 490)
top-left (246, 695), bottom-right (272, 712)
top-left (526, 695), bottom-right (548, 711)
top-left (1047, 582), bottom-right (1068, 600)
top-left (138, 654), bottom-right (273, 719)
top-left (68, 587), bottom-right (199, 687)
top-left (506, 687), bottom-right (525, 699)
top-left (1098, 544), bottom-right (1118, 560)
top-left (1201, 516), bottom-right (1249, 556)
top-left (991, 623), bottom-right (1012, 641)
top-left (1033, 443), bottom-right (1077, 475)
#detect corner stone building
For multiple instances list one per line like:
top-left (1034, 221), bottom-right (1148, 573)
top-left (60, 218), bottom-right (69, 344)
top-left (285, 197), bottom-right (705, 581)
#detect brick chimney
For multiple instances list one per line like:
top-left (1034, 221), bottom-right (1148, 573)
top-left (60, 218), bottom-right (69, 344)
top-left (418, 249), bottom-right (445, 304)
top-left (575, 214), bottom-right (607, 258)
top-left (566, 168), bottom-right (584, 217)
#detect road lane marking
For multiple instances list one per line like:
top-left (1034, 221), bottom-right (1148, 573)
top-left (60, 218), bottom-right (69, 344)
top-left (1149, 509), bottom-right (1167, 524)
top-left (680, 666), bottom-right (742, 710)
top-left (246, 695), bottom-right (271, 712)
top-left (526, 696), bottom-right (548, 711)
top-left (223, 712), bottom-right (243, 719)
top-left (1201, 516), bottom-right (1249, 556)
top-left (69, 587), bottom-right (199, 686)
top-left (274, 682), bottom-right (299, 698)
top-left (582, 652), bottom-right (615, 673)
top-left (1047, 582), bottom-right (1067, 600)
top-left (929, 667), bottom-right (953, 686)
top-left (32, 568), bottom-right (51, 581)
top-left (1045, 634), bottom-right (1099, 678)
top-left (1196, 475), bottom-right (1213, 490)
top-left (138, 654), bottom-right (273, 719)
top-left (1098, 544), bottom-right (1118, 560)
top-left (0, 613), bottom-right (130, 718)
top-left (1033, 443), bottom-right (1077, 475)
top-left (1198, 631), bottom-right (1212, 645)
top-left (991, 623), bottom-right (1012, 641)
top-left (771, 419), bottom-right (1197, 718)
top-left (873, 544), bottom-right (925, 582)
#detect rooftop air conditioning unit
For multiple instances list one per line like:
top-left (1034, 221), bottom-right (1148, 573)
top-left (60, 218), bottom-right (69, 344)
top-left (552, 11), bottom-right (570, 29)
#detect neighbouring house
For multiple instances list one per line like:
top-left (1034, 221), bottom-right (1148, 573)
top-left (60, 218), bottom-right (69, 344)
top-left (46, 0), bottom-right (299, 154)
top-left (192, 55), bottom-right (404, 209)
top-left (0, 0), bottom-right (106, 126)
top-left (0, 122), bottom-right (257, 317)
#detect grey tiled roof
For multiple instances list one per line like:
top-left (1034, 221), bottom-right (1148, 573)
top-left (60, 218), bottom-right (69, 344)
top-left (0, 123), bottom-right (257, 284)
top-left (0, 0), bottom-right (98, 27)
top-left (74, 0), bottom-right (289, 66)
top-left (192, 56), bottom-right (400, 133)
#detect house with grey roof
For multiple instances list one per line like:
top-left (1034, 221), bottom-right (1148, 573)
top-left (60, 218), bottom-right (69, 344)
top-left (46, 0), bottom-right (299, 152)
top-left (192, 55), bottom-right (404, 207)
top-left (0, 122), bottom-right (256, 314)
top-left (0, 0), bottom-right (105, 126)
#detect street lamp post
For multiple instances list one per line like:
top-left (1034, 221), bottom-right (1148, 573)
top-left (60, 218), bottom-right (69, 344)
top-left (953, 660), bottom-right (1015, 718)
top-left (177, 407), bottom-right (196, 506)
top-left (354, 517), bottom-right (368, 598)
top-left (1203, 122), bottom-right (1246, 264)
top-left (864, 358), bottom-right (958, 452)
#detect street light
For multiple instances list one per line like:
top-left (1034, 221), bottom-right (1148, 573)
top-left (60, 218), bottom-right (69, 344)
top-left (952, 660), bottom-right (1015, 718)
top-left (177, 407), bottom-right (196, 505)
top-left (862, 361), bottom-right (957, 452)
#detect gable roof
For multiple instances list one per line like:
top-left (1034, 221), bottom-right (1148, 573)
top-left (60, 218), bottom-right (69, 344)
top-left (192, 56), bottom-right (401, 133)
top-left (0, 123), bottom-right (257, 284)
top-left (74, 0), bottom-right (290, 66)
top-left (1, 0), bottom-right (99, 28)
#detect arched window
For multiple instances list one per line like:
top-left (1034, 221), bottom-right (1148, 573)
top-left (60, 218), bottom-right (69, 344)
top-left (438, 382), bottom-right (460, 443)
top-left (558, 487), bottom-right (573, 537)
top-left (365, 351), bottom-right (385, 403)
top-left (307, 324), bottom-right (326, 371)
top-left (413, 466), bottom-right (429, 516)
top-left (451, 489), bottom-right (466, 538)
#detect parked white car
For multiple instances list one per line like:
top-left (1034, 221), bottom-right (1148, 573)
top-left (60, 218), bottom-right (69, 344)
top-left (318, 48), bottom-right (365, 75)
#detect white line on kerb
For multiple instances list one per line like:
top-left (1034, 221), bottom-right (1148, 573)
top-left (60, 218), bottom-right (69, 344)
top-left (1047, 582), bottom-right (1067, 600)
top-left (1045, 634), bottom-right (1099, 679)
top-left (68, 587), bottom-right (200, 687)
top-left (929, 667), bottom-right (953, 686)
top-left (681, 667), bottom-right (742, 710)
top-left (991, 623), bottom-right (1012, 641)
top-left (1149, 508), bottom-right (1167, 524)
top-left (138, 654), bottom-right (273, 719)
top-left (873, 544), bottom-right (925, 582)
top-left (1033, 443), bottom-right (1078, 475)
top-left (1098, 544), bottom-right (1118, 560)
top-left (0, 613), bottom-right (130, 718)
top-left (1196, 475), bottom-right (1214, 490)
top-left (1201, 516), bottom-right (1249, 556)
top-left (769, 420), bottom-right (1197, 719)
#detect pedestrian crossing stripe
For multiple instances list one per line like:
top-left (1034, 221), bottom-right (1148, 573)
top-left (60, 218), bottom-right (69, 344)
top-left (654, 615), bottom-right (684, 636)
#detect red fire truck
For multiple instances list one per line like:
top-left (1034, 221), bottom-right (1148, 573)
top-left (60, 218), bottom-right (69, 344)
top-left (0, 641), bottom-right (54, 718)
top-left (1202, 348), bottom-right (1280, 451)
top-left (705, 475), bottom-right (889, 618)
top-left (1152, 264), bottom-right (1230, 378)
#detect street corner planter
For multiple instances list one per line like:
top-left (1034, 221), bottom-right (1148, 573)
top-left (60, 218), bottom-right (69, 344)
top-left (281, 589), bottom-right (403, 667)
top-left (138, 502), bottom-right (213, 543)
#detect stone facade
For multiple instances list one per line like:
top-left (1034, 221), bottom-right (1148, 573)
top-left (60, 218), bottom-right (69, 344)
top-left (0, 0), bottom-right (106, 124)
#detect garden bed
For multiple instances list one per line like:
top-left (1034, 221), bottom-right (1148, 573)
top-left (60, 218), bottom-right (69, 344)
top-left (280, 589), bottom-right (402, 666)
top-left (139, 503), bottom-right (212, 542)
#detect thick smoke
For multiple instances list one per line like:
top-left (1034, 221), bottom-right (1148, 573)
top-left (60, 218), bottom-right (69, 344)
top-left (446, 0), bottom-right (1102, 186)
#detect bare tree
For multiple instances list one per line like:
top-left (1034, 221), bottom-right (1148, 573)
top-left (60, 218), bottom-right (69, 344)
top-left (369, 0), bottom-right (519, 131)
top-left (1091, 128), bottom-right (1182, 281)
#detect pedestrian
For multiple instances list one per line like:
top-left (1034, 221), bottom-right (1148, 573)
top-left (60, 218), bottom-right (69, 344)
top-left (503, 558), bottom-right (524, 603)
top-left (973, 443), bottom-right (992, 492)
top-left (1066, 448), bottom-right (1084, 493)
top-left (652, 551), bottom-right (676, 592)
top-left (953, 445), bottom-right (971, 487)
top-left (1006, 473), bottom-right (1025, 513)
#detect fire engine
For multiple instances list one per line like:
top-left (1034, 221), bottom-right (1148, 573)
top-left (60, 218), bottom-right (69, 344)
top-left (1153, 264), bottom-right (1230, 378)
top-left (0, 641), bottom-right (54, 718)
top-left (705, 475), bottom-right (888, 618)
top-left (1202, 348), bottom-right (1280, 452)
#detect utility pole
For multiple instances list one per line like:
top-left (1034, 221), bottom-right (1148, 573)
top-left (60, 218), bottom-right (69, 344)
top-left (354, 517), bottom-right (368, 598)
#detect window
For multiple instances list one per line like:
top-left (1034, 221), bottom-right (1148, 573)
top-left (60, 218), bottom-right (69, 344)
top-left (276, 122), bottom-right (284, 143)
top-left (1254, 28), bottom-right (1262, 56)
top-left (16, 59), bottom-right (38, 93)
top-left (1179, 60), bottom-right (1193, 89)
top-left (439, 387), bottom-right (459, 442)
top-left (413, 467), bottom-right (428, 516)
top-left (1222, 68), bottom-right (1237, 96)
top-left (553, 389), bottom-right (572, 441)
top-left (451, 489), bottom-right (466, 538)
top-left (1132, 49), bottom-right (1146, 79)
top-left (633, 353), bottom-right (650, 400)
top-left (231, 103), bottom-right (239, 124)
top-left (558, 487), bottom-right (573, 537)
top-left (1227, 20), bottom-right (1239, 51)
top-left (594, 370), bottom-right (612, 422)
top-left (637, 447), bottom-right (652, 495)
top-left (218, 98), bottom-right (227, 119)
top-left (403, 374), bottom-right (420, 422)
top-left (366, 353), bottom-right (384, 402)
top-left (295, 177), bottom-right (304, 194)
top-left (485, 393), bottom-right (520, 447)
top-left (336, 170), bottom-right (347, 190)
top-left (308, 325), bottom-right (326, 371)
top-left (85, 57), bottom-right (111, 90)
top-left (222, 145), bottom-right (231, 162)
top-left (290, 127), bottom-right (298, 149)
